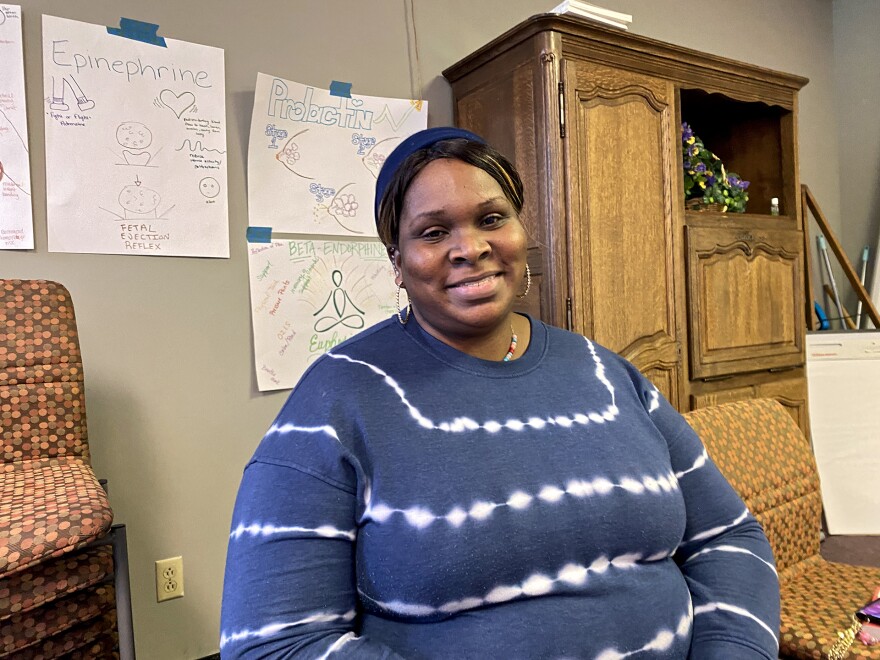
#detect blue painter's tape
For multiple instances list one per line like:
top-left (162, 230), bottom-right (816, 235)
top-left (329, 81), bottom-right (353, 98)
top-left (107, 18), bottom-right (167, 47)
top-left (246, 227), bottom-right (273, 243)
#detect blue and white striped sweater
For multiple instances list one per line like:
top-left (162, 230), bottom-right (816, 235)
top-left (221, 315), bottom-right (780, 659)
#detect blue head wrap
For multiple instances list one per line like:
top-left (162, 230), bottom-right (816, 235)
top-left (373, 126), bottom-right (487, 224)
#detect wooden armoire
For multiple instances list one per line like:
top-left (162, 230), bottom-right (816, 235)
top-left (443, 14), bottom-right (810, 431)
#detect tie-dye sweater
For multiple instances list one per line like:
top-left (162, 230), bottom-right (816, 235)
top-left (221, 315), bottom-right (780, 659)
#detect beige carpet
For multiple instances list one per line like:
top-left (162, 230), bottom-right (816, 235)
top-left (820, 535), bottom-right (880, 569)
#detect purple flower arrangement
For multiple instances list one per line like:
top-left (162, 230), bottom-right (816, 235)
top-left (682, 122), bottom-right (749, 213)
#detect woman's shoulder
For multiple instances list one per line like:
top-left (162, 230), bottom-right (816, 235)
top-left (541, 322), bottom-right (628, 364)
top-left (540, 322), bottom-right (651, 390)
top-left (256, 319), bottom-right (405, 467)
top-left (296, 316), bottom-right (401, 377)
top-left (322, 315), bottom-right (401, 355)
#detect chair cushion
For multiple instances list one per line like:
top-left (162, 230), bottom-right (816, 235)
top-left (0, 544), bottom-right (114, 619)
top-left (779, 556), bottom-right (880, 659)
top-left (0, 380), bottom-right (89, 465)
top-left (683, 398), bottom-right (823, 572)
top-left (62, 632), bottom-right (119, 660)
top-left (1, 279), bottom-right (90, 465)
top-left (0, 582), bottom-right (114, 657)
top-left (0, 457), bottom-right (112, 577)
top-left (27, 611), bottom-right (118, 660)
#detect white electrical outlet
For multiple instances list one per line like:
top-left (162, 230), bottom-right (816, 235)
top-left (155, 556), bottom-right (184, 602)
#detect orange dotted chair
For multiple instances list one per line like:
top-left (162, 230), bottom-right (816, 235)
top-left (1, 280), bottom-right (134, 659)
top-left (684, 398), bottom-right (880, 659)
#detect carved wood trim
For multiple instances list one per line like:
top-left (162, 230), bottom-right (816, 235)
top-left (575, 83), bottom-right (666, 112)
top-left (696, 237), bottom-right (800, 261)
top-left (620, 330), bottom-right (679, 372)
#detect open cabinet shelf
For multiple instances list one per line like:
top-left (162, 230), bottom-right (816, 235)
top-left (680, 88), bottom-right (796, 220)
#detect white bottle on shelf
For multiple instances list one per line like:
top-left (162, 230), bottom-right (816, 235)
top-left (770, 197), bottom-right (780, 215)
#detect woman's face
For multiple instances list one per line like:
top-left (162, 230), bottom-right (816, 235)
top-left (393, 158), bottom-right (527, 343)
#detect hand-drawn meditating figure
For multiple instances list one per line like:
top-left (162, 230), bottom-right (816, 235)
top-left (312, 269), bottom-right (365, 332)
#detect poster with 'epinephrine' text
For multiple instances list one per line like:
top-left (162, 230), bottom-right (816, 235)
top-left (42, 15), bottom-right (229, 257)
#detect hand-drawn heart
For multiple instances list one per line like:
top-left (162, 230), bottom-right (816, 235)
top-left (349, 98), bottom-right (364, 107)
top-left (122, 150), bottom-right (151, 166)
top-left (159, 89), bottom-right (196, 118)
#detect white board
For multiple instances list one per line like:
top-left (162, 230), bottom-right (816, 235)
top-left (806, 331), bottom-right (880, 534)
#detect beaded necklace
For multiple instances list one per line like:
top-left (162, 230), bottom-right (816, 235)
top-left (502, 324), bottom-right (518, 362)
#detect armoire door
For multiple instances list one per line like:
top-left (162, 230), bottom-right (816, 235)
top-left (685, 225), bottom-right (805, 379)
top-left (563, 59), bottom-right (683, 408)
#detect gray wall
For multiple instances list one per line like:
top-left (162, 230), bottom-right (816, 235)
top-left (5, 1), bottom-right (842, 657)
top-left (834, 0), bottom-right (880, 316)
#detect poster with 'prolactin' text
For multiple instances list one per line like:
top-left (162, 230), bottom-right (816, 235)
top-left (0, 5), bottom-right (33, 249)
top-left (42, 15), bottom-right (229, 257)
top-left (248, 72), bottom-right (426, 237)
top-left (248, 238), bottom-right (396, 391)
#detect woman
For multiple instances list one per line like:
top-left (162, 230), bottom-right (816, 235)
top-left (221, 127), bottom-right (780, 659)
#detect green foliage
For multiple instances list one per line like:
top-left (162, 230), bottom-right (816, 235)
top-left (681, 122), bottom-right (749, 213)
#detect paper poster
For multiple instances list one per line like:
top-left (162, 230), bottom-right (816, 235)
top-left (0, 5), bottom-right (33, 249)
top-left (247, 73), bottom-right (426, 237)
top-left (42, 15), bottom-right (229, 257)
top-left (248, 237), bottom-right (396, 391)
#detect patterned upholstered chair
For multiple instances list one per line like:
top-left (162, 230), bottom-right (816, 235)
top-left (0, 280), bottom-right (134, 658)
top-left (684, 399), bottom-right (880, 659)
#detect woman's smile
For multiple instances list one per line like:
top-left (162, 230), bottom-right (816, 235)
top-left (447, 272), bottom-right (504, 296)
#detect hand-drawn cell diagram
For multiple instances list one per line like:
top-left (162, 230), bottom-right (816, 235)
top-left (313, 269), bottom-right (365, 332)
top-left (311, 182), bottom-right (361, 234)
top-left (355, 135), bottom-right (399, 180)
top-left (100, 175), bottom-right (174, 220)
top-left (274, 129), bottom-right (312, 180)
top-left (273, 128), bottom-right (365, 234)
top-left (199, 176), bottom-right (220, 198)
top-left (114, 122), bottom-right (158, 167)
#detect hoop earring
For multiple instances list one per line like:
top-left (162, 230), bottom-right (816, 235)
top-left (396, 283), bottom-right (411, 325)
top-left (516, 263), bottom-right (531, 299)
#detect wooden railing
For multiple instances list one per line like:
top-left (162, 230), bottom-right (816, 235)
top-left (800, 184), bottom-right (880, 330)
